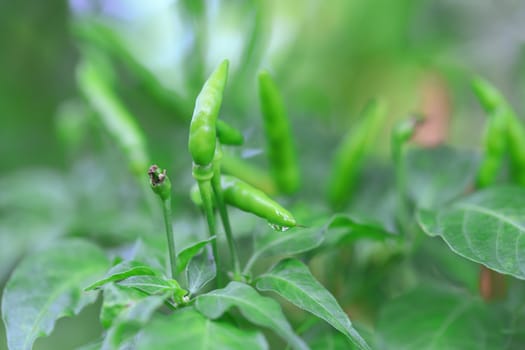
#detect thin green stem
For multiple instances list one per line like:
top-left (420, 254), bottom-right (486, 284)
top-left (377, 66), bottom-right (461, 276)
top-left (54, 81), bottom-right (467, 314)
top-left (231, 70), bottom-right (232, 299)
top-left (197, 179), bottom-right (223, 287)
top-left (212, 163), bottom-right (242, 280)
top-left (243, 253), bottom-right (258, 276)
top-left (392, 142), bottom-right (411, 236)
top-left (161, 198), bottom-right (177, 279)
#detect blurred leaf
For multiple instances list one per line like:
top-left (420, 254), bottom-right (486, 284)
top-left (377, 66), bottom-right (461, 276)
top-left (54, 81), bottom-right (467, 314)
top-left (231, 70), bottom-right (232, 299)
top-left (117, 275), bottom-right (185, 297)
top-left (186, 250), bottom-right (216, 295)
top-left (418, 186), bottom-right (525, 280)
top-left (101, 292), bottom-right (166, 350)
top-left (99, 284), bottom-right (148, 329)
top-left (196, 281), bottom-right (308, 350)
top-left (324, 214), bottom-right (398, 247)
top-left (0, 169), bottom-right (73, 279)
top-left (412, 237), bottom-right (479, 293)
top-left (176, 236), bottom-right (216, 274)
top-left (85, 260), bottom-right (159, 291)
top-left (309, 332), bottom-right (354, 350)
top-left (406, 146), bottom-right (479, 209)
top-left (500, 280), bottom-right (525, 349)
top-left (1, 239), bottom-right (108, 350)
top-left (246, 224), bottom-right (325, 271)
top-left (135, 307), bottom-right (268, 350)
top-left (256, 258), bottom-right (370, 350)
top-left (375, 285), bottom-right (503, 349)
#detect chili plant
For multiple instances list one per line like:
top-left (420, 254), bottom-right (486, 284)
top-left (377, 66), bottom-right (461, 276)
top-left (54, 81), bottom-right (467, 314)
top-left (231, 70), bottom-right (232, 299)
top-left (4, 43), bottom-right (525, 350)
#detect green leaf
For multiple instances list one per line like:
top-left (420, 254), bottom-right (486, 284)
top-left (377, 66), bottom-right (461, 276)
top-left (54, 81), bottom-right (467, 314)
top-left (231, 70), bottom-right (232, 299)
top-left (176, 236), bottom-right (216, 274)
top-left (99, 283), bottom-right (148, 329)
top-left (256, 258), bottom-right (370, 350)
top-left (117, 275), bottom-right (184, 297)
top-left (1, 239), bottom-right (109, 350)
top-left (375, 285), bottom-right (503, 349)
top-left (245, 224), bottom-right (325, 272)
top-left (500, 280), bottom-right (525, 349)
top-left (309, 333), bottom-right (353, 350)
top-left (85, 260), bottom-right (158, 291)
top-left (101, 293), bottom-right (166, 350)
top-left (412, 237), bottom-right (479, 293)
top-left (324, 214), bottom-right (398, 247)
top-left (417, 186), bottom-right (525, 279)
top-left (186, 250), bottom-right (216, 295)
top-left (135, 307), bottom-right (268, 350)
top-left (406, 146), bottom-right (479, 209)
top-left (195, 281), bottom-right (308, 350)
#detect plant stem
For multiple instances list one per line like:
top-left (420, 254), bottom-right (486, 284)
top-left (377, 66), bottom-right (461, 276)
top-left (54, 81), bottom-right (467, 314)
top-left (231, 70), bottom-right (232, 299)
top-left (243, 253), bottom-right (258, 276)
top-left (197, 179), bottom-right (223, 287)
top-left (161, 197), bottom-right (177, 279)
top-left (212, 161), bottom-right (242, 280)
top-left (392, 141), bottom-right (411, 236)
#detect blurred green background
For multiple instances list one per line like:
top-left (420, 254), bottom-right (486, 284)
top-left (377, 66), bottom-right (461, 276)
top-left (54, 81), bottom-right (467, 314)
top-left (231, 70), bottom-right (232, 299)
top-left (1, 0), bottom-right (525, 348)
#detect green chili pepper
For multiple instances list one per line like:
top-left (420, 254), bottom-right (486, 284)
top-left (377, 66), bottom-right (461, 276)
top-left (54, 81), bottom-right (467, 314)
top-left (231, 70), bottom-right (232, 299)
top-left (258, 70), bottom-right (300, 194)
top-left (328, 99), bottom-right (387, 209)
top-left (216, 120), bottom-right (244, 146)
top-left (506, 117), bottom-right (525, 186)
top-left (472, 77), bottom-right (525, 186)
top-left (471, 77), bottom-right (504, 113)
top-left (76, 58), bottom-right (149, 178)
top-left (221, 175), bottom-right (296, 228)
top-left (189, 59), bottom-right (229, 166)
top-left (476, 108), bottom-right (508, 188)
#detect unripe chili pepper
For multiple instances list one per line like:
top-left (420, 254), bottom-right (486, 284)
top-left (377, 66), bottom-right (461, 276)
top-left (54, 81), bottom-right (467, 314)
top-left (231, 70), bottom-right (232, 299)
top-left (328, 99), bottom-right (387, 209)
top-left (221, 175), bottom-right (296, 228)
top-left (258, 70), bottom-right (300, 194)
top-left (471, 77), bottom-right (504, 113)
top-left (506, 116), bottom-right (525, 185)
top-left (216, 120), bottom-right (244, 146)
top-left (189, 60), bottom-right (229, 166)
top-left (476, 108), bottom-right (508, 188)
top-left (77, 58), bottom-right (149, 178)
top-left (471, 77), bottom-right (525, 186)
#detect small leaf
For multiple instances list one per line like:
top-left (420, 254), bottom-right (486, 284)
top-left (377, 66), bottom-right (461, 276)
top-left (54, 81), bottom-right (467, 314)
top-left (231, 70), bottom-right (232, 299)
top-left (135, 307), bottom-right (268, 350)
top-left (1, 239), bottom-right (109, 350)
top-left (117, 275), bottom-right (183, 296)
top-left (186, 250), bottom-right (216, 295)
top-left (417, 186), bottom-right (525, 279)
top-left (196, 281), bottom-right (308, 350)
top-left (256, 259), bottom-right (370, 350)
top-left (176, 236), bottom-right (216, 274)
top-left (375, 285), bottom-right (503, 349)
top-left (101, 293), bottom-right (166, 350)
top-left (85, 260), bottom-right (158, 291)
top-left (406, 146), bottom-right (479, 209)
